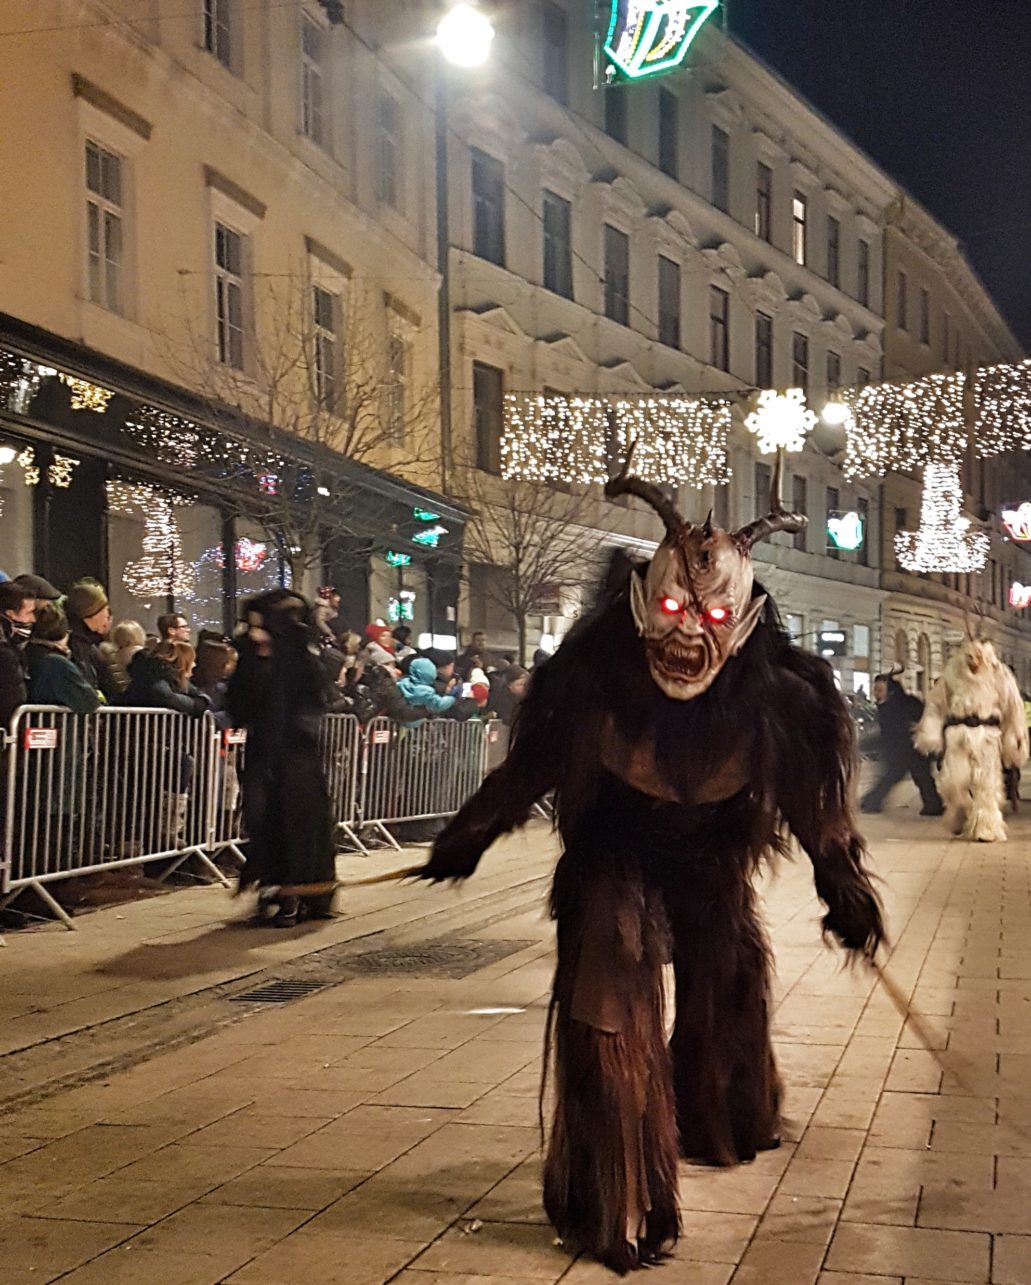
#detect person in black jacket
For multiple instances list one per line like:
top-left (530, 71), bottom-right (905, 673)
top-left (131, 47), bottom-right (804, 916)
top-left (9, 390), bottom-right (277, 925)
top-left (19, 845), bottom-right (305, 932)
top-left (860, 671), bottom-right (943, 815)
top-left (227, 590), bottom-right (337, 927)
top-left (0, 582), bottom-right (34, 729)
top-left (123, 641), bottom-right (209, 716)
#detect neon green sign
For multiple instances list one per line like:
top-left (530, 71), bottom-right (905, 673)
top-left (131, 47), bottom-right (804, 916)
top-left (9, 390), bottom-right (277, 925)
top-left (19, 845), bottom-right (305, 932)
top-left (604, 1), bottom-right (718, 82)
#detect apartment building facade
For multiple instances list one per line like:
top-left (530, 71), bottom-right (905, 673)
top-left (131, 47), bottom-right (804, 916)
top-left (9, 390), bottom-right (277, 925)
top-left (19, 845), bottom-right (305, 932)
top-left (880, 196), bottom-right (1031, 693)
top-left (444, 5), bottom-right (893, 685)
top-left (0, 0), bottom-right (461, 638)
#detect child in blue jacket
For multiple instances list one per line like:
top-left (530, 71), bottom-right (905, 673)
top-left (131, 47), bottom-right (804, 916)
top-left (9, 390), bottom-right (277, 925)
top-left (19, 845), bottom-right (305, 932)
top-left (396, 656), bottom-right (457, 725)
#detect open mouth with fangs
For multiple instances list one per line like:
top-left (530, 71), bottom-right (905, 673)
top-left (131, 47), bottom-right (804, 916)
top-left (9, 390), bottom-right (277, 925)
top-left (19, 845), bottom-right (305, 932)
top-left (650, 639), bottom-right (709, 681)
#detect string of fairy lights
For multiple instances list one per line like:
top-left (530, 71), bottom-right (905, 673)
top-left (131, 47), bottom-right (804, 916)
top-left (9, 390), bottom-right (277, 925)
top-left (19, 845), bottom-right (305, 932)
top-left (502, 357), bottom-right (1031, 575)
top-left (4, 344), bottom-right (1031, 585)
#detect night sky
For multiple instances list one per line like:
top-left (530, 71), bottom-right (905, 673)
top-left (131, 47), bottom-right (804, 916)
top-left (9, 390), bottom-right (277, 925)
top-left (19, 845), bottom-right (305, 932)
top-left (724, 0), bottom-right (1031, 350)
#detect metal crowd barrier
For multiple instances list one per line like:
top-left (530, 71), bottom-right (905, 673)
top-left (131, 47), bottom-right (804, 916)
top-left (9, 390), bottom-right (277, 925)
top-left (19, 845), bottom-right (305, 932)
top-left (1, 706), bottom-right (234, 929)
top-left (319, 713), bottom-right (364, 852)
top-left (1, 706), bottom-right (499, 927)
top-left (357, 715), bottom-right (489, 849)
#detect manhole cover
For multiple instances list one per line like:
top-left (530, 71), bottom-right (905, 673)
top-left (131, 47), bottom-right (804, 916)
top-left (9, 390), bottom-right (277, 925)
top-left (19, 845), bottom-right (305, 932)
top-left (345, 939), bottom-right (534, 979)
top-left (230, 980), bottom-right (330, 1004)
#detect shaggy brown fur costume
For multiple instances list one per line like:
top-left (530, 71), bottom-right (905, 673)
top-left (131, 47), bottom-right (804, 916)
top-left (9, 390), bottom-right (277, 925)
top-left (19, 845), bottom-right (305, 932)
top-left (419, 572), bottom-right (883, 1273)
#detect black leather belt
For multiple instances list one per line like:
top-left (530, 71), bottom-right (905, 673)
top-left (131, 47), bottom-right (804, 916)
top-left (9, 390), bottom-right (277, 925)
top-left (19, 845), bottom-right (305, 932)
top-left (944, 715), bottom-right (1001, 729)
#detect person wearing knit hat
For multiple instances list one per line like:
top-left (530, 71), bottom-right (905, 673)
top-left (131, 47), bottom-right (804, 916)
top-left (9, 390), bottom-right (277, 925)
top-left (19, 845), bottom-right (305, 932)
top-left (25, 602), bottom-right (103, 714)
top-left (64, 579), bottom-right (116, 700)
top-left (361, 622), bottom-right (396, 670)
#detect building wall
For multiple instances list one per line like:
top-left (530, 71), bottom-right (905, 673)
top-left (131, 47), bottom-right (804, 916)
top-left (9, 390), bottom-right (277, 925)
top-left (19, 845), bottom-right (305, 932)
top-left (880, 198), bottom-right (1031, 694)
top-left (444, 6), bottom-right (893, 665)
top-left (0, 0), bottom-right (442, 487)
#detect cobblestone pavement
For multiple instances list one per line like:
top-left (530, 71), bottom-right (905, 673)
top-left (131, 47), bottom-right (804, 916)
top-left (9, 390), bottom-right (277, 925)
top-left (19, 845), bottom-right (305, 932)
top-left (2, 803), bottom-right (1031, 1283)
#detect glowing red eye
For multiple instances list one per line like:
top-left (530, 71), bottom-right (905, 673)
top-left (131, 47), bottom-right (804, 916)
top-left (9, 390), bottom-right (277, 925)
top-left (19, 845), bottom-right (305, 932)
top-left (707, 606), bottom-right (729, 623)
top-left (660, 597), bottom-right (682, 615)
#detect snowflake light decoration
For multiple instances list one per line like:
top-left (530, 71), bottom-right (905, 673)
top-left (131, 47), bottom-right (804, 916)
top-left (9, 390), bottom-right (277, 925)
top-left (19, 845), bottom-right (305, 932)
top-left (895, 462), bottom-right (989, 574)
top-left (745, 389), bottom-right (816, 456)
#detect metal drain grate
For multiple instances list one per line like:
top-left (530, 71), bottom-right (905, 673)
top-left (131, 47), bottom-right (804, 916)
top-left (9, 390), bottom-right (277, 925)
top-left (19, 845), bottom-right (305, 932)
top-left (230, 980), bottom-right (330, 1004)
top-left (344, 939), bottom-right (535, 979)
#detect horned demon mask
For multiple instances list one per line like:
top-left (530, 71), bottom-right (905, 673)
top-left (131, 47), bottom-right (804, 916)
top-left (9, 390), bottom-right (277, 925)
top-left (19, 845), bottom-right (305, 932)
top-left (606, 451), bottom-right (807, 700)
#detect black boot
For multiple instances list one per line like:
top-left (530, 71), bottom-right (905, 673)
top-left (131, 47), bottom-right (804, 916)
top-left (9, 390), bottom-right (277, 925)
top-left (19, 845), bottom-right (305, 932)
top-left (301, 891), bottom-right (337, 920)
top-left (271, 896), bottom-right (299, 928)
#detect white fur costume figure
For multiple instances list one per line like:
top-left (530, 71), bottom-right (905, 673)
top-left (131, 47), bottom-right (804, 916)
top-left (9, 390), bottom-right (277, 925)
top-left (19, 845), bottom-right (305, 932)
top-left (915, 638), bottom-right (1028, 842)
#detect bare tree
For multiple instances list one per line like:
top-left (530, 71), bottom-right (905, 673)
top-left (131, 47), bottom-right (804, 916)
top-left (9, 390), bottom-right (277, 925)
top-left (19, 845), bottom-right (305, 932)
top-left (461, 472), bottom-right (608, 664)
top-left (163, 272), bottom-right (441, 585)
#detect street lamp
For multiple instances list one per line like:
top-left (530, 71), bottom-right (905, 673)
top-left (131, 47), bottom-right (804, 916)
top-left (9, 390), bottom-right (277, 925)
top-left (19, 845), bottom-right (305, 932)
top-left (434, 1), bottom-right (495, 500)
top-left (436, 3), bottom-right (495, 68)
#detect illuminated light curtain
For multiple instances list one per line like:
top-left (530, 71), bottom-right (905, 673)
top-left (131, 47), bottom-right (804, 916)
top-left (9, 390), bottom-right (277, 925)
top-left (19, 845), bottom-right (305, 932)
top-left (895, 461), bottom-right (989, 574)
top-left (840, 373), bottom-right (968, 482)
top-left (974, 358), bottom-right (1031, 458)
top-left (501, 393), bottom-right (731, 488)
top-left (614, 397), bottom-right (731, 488)
top-left (502, 395), bottom-right (611, 484)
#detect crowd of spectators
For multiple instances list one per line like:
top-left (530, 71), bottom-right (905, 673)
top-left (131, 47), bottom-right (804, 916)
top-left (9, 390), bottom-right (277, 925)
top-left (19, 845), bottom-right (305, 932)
top-left (0, 572), bottom-right (535, 734)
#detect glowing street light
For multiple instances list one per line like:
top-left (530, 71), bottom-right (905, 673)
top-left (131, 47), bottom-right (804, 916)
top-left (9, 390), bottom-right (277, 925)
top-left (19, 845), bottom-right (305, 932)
top-left (436, 3), bottom-right (495, 68)
top-left (821, 399), bottom-right (851, 427)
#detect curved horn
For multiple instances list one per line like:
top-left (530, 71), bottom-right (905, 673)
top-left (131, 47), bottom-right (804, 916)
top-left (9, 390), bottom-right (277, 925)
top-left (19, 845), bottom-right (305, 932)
top-left (732, 450), bottom-right (807, 550)
top-left (701, 509), bottom-right (714, 538)
top-left (605, 442), bottom-right (684, 539)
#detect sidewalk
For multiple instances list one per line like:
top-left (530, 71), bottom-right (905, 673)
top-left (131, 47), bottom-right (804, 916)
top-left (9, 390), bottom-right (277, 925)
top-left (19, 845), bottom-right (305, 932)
top-left (1, 806), bottom-right (1030, 1283)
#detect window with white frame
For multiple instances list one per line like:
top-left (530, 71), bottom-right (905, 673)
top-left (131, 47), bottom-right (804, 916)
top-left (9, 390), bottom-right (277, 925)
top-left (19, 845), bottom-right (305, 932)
top-left (896, 270), bottom-right (908, 330)
top-left (792, 192), bottom-right (807, 265)
top-left (542, 189), bottom-right (573, 299)
top-left (300, 13), bottom-right (327, 147)
top-left (857, 238), bottom-right (871, 308)
top-left (85, 139), bottom-right (123, 313)
top-left (472, 148), bottom-right (505, 265)
top-left (919, 286), bottom-right (931, 345)
top-left (792, 331), bottom-right (809, 388)
top-left (214, 221), bottom-right (245, 369)
top-left (709, 285), bottom-right (729, 371)
top-left (312, 283), bottom-right (340, 410)
top-left (711, 125), bottom-right (730, 214)
top-left (378, 91), bottom-right (402, 209)
top-left (203, 0), bottom-right (233, 70)
top-left (657, 255), bottom-right (681, 350)
top-left (386, 323), bottom-right (412, 442)
top-left (755, 311), bottom-right (773, 386)
top-left (755, 162), bottom-right (772, 241)
top-left (603, 224), bottom-right (630, 326)
top-left (826, 215), bottom-right (840, 288)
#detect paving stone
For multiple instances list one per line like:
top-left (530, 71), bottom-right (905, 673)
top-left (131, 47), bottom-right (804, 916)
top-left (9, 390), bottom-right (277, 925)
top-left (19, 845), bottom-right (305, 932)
top-left (779, 1156), bottom-right (856, 1198)
top-left (408, 1221), bottom-right (572, 1278)
top-left (200, 1166), bottom-right (370, 1210)
top-left (225, 1231), bottom-right (425, 1283)
top-left (825, 1222), bottom-right (990, 1281)
top-left (993, 1233), bottom-right (1031, 1285)
top-left (732, 1238), bottom-right (826, 1284)
top-left (816, 1275), bottom-right (902, 1285)
top-left (0, 1215), bottom-right (141, 1274)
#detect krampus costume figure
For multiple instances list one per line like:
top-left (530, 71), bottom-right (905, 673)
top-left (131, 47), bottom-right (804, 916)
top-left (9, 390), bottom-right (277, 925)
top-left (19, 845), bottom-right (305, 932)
top-left (915, 635), bottom-right (1028, 842)
top-left (227, 589), bottom-right (337, 926)
top-left (418, 460), bottom-right (884, 1273)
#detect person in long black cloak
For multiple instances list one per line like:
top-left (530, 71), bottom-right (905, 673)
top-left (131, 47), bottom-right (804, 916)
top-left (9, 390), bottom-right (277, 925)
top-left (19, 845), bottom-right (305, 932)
top-left (415, 460), bottom-right (884, 1273)
top-left (227, 589), bottom-right (336, 926)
